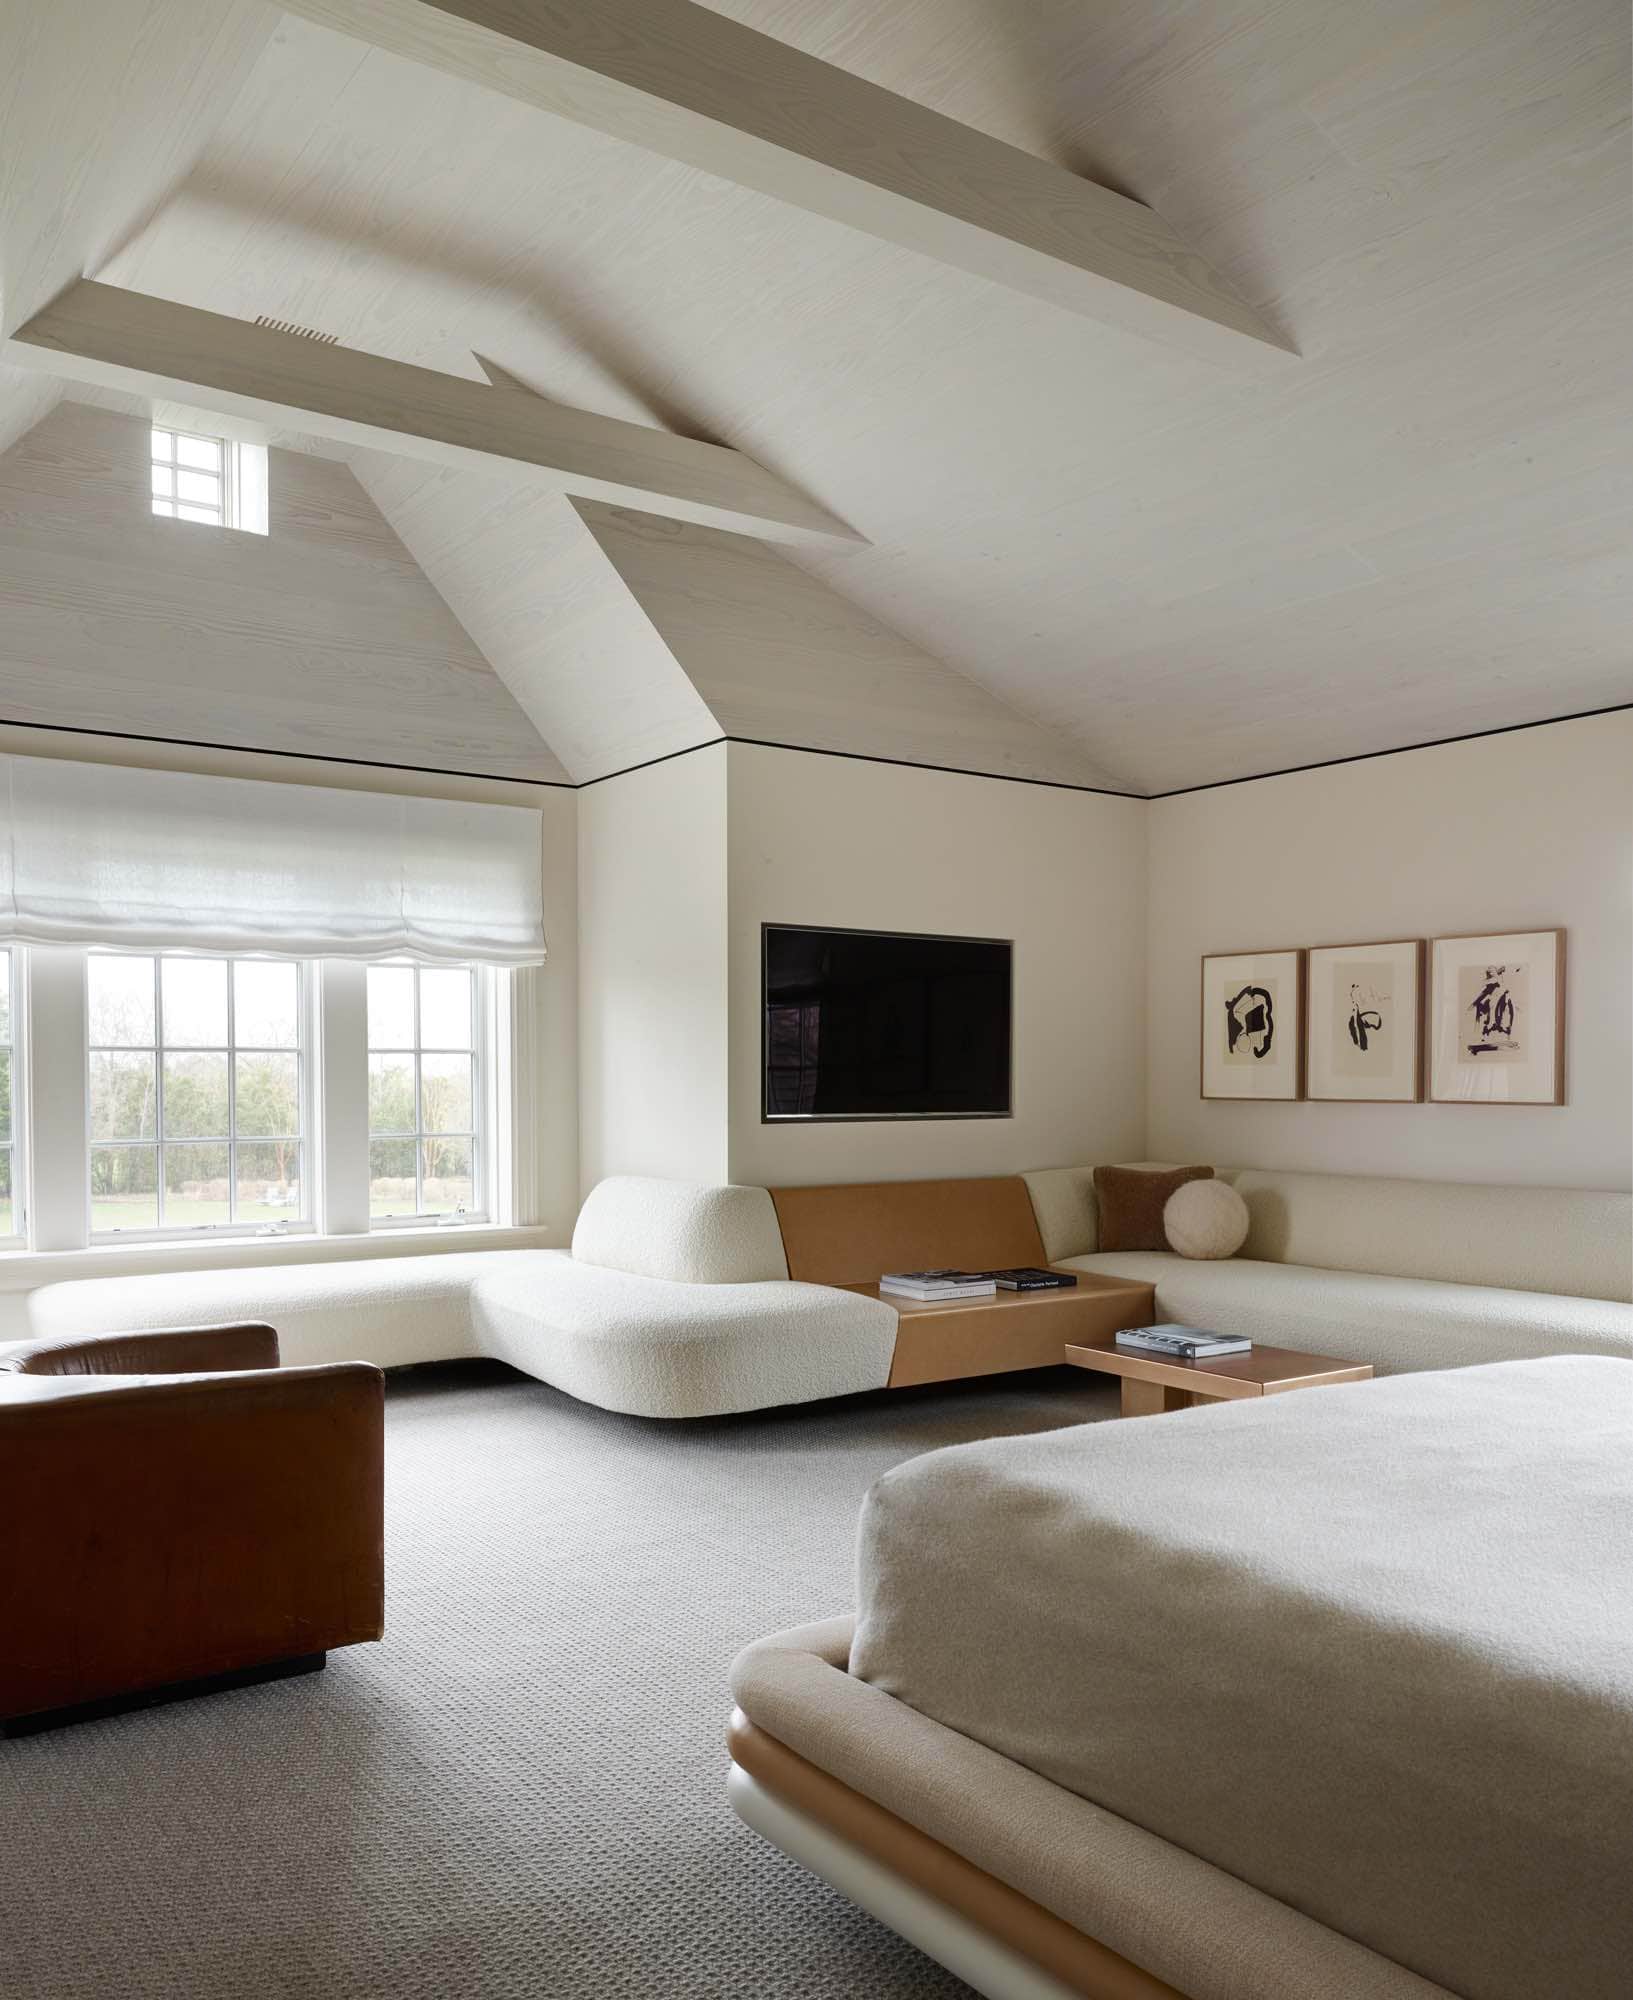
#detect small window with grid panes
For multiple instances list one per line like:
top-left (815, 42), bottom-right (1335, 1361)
top-left (150, 427), bottom-right (268, 532)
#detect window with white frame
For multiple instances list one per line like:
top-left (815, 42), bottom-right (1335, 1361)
top-left (150, 427), bottom-right (269, 534)
top-left (367, 963), bottom-right (484, 1224)
top-left (87, 952), bottom-right (307, 1236)
top-left (0, 950), bottom-right (20, 1241)
top-left (0, 952), bottom-right (510, 1254)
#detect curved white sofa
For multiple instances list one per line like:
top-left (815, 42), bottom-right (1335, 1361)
top-left (1023, 1165), bottom-right (1633, 1373)
top-left (21, 1179), bottom-right (899, 1420)
top-left (16, 1165), bottom-right (1631, 1418)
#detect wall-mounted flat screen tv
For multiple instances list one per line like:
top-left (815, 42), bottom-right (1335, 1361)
top-left (762, 924), bottom-right (1012, 1121)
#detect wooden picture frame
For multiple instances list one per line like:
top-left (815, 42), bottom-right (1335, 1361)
top-left (1305, 939), bottom-right (1424, 1103)
top-left (1200, 949), bottom-right (1304, 1100)
top-left (1427, 929), bottom-right (1565, 1105)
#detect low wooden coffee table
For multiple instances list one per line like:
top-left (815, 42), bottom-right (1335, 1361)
top-left (1064, 1332), bottom-right (1372, 1417)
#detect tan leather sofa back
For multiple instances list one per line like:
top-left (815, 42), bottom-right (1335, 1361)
top-left (770, 1177), bottom-right (1046, 1288)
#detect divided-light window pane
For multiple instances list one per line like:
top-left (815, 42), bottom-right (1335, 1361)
top-left (149, 427), bottom-right (230, 528)
top-left (89, 954), bottom-right (154, 1045)
top-left (235, 961), bottom-right (299, 1046)
top-left (163, 956), bottom-right (227, 1044)
top-left (420, 969), bottom-right (472, 1050)
top-left (176, 469), bottom-right (220, 506)
top-left (90, 1051), bottom-right (156, 1139)
top-left (421, 1053), bottom-right (473, 1134)
top-left (92, 1143), bottom-right (157, 1232)
top-left (367, 962), bottom-right (481, 1223)
top-left (366, 966), bottom-right (414, 1048)
top-left (0, 953), bottom-right (14, 1237)
top-left (87, 952), bottom-right (306, 1236)
top-left (161, 1052), bottom-right (228, 1136)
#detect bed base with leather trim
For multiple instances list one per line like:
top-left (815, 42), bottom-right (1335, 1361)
top-left (729, 1618), bottom-right (1456, 2000)
top-left (728, 1711), bottom-right (1182, 2000)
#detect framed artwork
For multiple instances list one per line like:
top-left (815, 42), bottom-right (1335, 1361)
top-left (1200, 949), bottom-right (1303, 1100)
top-left (1305, 940), bottom-right (1424, 1103)
top-left (1428, 930), bottom-right (1565, 1105)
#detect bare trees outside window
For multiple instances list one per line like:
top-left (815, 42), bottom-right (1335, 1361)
top-left (366, 963), bottom-right (481, 1223)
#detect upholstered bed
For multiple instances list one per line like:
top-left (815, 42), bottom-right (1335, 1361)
top-left (731, 1357), bottom-right (1633, 1999)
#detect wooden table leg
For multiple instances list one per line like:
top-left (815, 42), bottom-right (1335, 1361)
top-left (1120, 1378), bottom-right (1197, 1417)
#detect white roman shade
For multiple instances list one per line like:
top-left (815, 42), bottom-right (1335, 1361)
top-left (0, 755), bottom-right (547, 964)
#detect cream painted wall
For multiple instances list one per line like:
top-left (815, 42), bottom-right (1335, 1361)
top-left (524, 787), bottom-right (580, 1235)
top-left (577, 745), bottom-right (730, 1189)
top-left (725, 742), bottom-right (1147, 1186)
top-left (1146, 711), bottom-right (1633, 1190)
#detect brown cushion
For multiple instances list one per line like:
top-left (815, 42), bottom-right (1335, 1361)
top-left (1093, 1165), bottom-right (1214, 1253)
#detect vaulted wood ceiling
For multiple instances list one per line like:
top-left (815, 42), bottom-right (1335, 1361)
top-left (1, 0), bottom-right (1628, 793)
top-left (0, 401), bottom-right (569, 781)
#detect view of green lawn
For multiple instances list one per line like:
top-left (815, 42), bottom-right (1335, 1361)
top-left (73, 958), bottom-right (479, 1232)
top-left (92, 1193), bottom-right (235, 1232)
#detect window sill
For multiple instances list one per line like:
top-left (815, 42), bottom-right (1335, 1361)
top-left (0, 1221), bottom-right (559, 1296)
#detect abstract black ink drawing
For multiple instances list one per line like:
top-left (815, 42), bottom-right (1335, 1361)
top-left (1346, 983), bottom-right (1384, 1053)
top-left (1225, 984), bottom-right (1274, 1060)
top-left (1466, 963), bottom-right (1519, 1057)
top-left (1432, 933), bottom-right (1556, 1103)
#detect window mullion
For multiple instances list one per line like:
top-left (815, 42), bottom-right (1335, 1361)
top-left (477, 967), bottom-right (491, 1220)
top-left (413, 968), bottom-right (424, 1219)
top-left (414, 1048), bottom-right (425, 1218)
top-left (318, 959), bottom-right (369, 1236)
top-left (5, 947), bottom-right (27, 1244)
top-left (225, 959), bottom-right (237, 1227)
top-left (29, 946), bottom-right (90, 1252)
top-left (152, 955), bottom-right (165, 1229)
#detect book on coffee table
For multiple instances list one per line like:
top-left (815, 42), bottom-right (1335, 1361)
top-left (880, 1269), bottom-right (997, 1301)
top-left (1114, 1323), bottom-right (1251, 1360)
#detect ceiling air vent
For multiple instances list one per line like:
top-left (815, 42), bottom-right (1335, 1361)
top-left (254, 315), bottom-right (339, 343)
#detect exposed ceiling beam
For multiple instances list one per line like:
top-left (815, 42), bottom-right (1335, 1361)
top-left (276, 0), bottom-right (1295, 369)
top-left (4, 280), bottom-right (863, 549)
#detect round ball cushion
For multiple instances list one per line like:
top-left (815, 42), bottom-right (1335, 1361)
top-left (1163, 1179), bottom-right (1249, 1260)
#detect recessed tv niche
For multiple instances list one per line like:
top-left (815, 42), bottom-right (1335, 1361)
top-left (762, 924), bottom-right (1013, 1122)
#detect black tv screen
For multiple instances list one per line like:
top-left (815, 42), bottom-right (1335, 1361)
top-left (762, 924), bottom-right (1012, 1121)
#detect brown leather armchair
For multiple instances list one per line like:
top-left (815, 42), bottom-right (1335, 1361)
top-left (0, 1323), bottom-right (384, 1735)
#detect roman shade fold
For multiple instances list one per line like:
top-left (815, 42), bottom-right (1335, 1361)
top-left (0, 755), bottom-right (546, 964)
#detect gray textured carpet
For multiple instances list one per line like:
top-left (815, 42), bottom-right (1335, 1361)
top-left (3, 1361), bottom-right (1116, 1999)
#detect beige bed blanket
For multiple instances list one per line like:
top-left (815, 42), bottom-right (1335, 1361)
top-left (851, 1356), bottom-right (1633, 2000)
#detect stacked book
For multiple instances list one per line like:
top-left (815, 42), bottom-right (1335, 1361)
top-left (986, 1268), bottom-right (1077, 1291)
top-left (879, 1269), bottom-right (995, 1301)
top-left (1114, 1323), bottom-right (1251, 1360)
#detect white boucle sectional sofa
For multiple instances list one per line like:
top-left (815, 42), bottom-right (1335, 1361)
top-left (15, 1166), bottom-right (1632, 1418)
top-left (20, 1178), bottom-right (900, 1420)
top-left (1024, 1165), bottom-right (1633, 1374)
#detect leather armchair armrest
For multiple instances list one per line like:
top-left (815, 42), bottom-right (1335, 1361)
top-left (0, 1360), bottom-right (384, 1722)
top-left (0, 1322), bottom-right (280, 1378)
